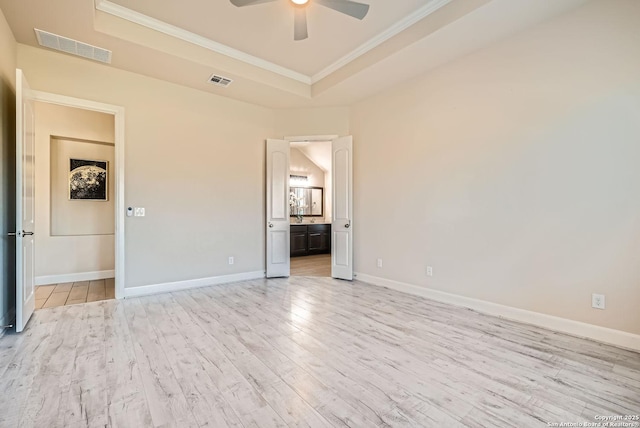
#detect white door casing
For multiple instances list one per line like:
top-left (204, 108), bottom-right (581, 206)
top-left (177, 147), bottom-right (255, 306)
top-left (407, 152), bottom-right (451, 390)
top-left (266, 139), bottom-right (290, 278)
top-left (331, 136), bottom-right (353, 280)
top-left (30, 90), bottom-right (125, 300)
top-left (15, 69), bottom-right (36, 332)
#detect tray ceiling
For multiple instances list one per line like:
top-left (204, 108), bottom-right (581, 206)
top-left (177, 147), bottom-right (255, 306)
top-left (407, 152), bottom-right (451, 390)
top-left (107, 0), bottom-right (435, 77)
top-left (0, 0), bottom-right (589, 108)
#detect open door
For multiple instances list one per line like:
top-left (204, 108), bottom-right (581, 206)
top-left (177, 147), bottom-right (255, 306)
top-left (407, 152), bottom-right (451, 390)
top-left (15, 69), bottom-right (36, 332)
top-left (266, 139), bottom-right (290, 278)
top-left (331, 136), bottom-right (353, 280)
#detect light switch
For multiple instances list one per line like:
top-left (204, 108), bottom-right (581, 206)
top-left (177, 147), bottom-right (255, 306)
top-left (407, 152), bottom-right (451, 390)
top-left (134, 207), bottom-right (145, 217)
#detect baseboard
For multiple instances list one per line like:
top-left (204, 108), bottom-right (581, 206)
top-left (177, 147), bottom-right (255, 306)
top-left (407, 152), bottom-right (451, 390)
top-left (0, 308), bottom-right (15, 339)
top-left (355, 272), bottom-right (640, 352)
top-left (36, 270), bottom-right (115, 286)
top-left (123, 271), bottom-right (266, 299)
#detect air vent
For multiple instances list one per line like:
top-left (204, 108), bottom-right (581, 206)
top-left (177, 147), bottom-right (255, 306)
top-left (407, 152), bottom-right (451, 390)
top-left (34, 29), bottom-right (112, 64)
top-left (208, 74), bottom-right (233, 88)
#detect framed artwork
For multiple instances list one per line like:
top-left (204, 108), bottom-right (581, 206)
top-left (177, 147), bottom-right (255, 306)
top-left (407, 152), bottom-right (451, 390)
top-left (69, 158), bottom-right (108, 201)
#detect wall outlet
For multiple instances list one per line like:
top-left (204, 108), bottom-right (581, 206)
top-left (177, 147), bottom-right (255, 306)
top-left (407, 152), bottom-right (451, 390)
top-left (228, 256), bottom-right (234, 265)
top-left (134, 207), bottom-right (145, 217)
top-left (377, 258), bottom-right (383, 268)
top-left (426, 266), bottom-right (433, 277)
top-left (592, 293), bottom-right (605, 310)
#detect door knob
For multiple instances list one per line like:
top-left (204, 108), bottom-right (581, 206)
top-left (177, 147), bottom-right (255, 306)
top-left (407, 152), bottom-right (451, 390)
top-left (345, 223), bottom-right (350, 229)
top-left (7, 232), bottom-right (16, 236)
top-left (268, 223), bottom-right (274, 228)
top-left (22, 231), bottom-right (34, 236)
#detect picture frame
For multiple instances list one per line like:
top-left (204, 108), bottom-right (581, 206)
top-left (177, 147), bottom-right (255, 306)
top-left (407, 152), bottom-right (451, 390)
top-left (69, 158), bottom-right (108, 201)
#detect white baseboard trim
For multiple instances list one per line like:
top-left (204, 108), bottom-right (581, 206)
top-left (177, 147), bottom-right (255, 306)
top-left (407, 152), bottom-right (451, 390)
top-left (355, 272), bottom-right (640, 352)
top-left (123, 271), bottom-right (266, 299)
top-left (36, 270), bottom-right (116, 286)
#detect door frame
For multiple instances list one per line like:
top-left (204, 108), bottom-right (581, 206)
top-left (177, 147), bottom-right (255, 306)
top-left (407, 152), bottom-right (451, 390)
top-left (31, 90), bottom-right (126, 299)
top-left (284, 135), bottom-right (351, 278)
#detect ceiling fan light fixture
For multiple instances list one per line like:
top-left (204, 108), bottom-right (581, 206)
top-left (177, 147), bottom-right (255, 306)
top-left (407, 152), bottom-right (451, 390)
top-left (231, 0), bottom-right (369, 40)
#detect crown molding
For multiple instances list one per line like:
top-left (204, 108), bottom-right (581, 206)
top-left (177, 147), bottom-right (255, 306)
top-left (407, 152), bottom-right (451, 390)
top-left (310, 0), bottom-right (452, 83)
top-left (95, 0), bottom-right (452, 89)
top-left (94, 0), bottom-right (312, 84)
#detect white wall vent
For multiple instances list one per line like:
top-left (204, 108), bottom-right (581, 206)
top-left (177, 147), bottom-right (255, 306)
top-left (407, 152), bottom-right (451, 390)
top-left (34, 29), bottom-right (112, 64)
top-left (208, 74), bottom-right (233, 88)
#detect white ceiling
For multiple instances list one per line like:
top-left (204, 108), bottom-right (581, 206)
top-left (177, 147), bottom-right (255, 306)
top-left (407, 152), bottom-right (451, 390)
top-left (108, 0), bottom-right (434, 77)
top-left (291, 141), bottom-right (332, 172)
top-left (0, 0), bottom-right (589, 108)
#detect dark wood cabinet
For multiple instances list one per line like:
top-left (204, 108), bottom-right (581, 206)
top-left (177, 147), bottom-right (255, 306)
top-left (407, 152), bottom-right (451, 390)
top-left (290, 225), bottom-right (308, 257)
top-left (307, 224), bottom-right (331, 255)
top-left (290, 224), bottom-right (331, 257)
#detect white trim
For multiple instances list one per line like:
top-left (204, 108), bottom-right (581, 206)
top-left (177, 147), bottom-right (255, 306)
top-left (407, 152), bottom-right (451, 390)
top-left (31, 90), bottom-right (125, 300)
top-left (284, 135), bottom-right (339, 142)
top-left (94, 0), bottom-right (311, 84)
top-left (94, 0), bottom-right (452, 87)
top-left (311, 0), bottom-right (452, 83)
top-left (35, 270), bottom-right (115, 286)
top-left (123, 271), bottom-right (265, 299)
top-left (355, 273), bottom-right (640, 352)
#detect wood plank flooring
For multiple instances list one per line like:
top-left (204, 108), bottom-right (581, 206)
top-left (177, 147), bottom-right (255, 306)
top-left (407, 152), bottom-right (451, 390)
top-left (291, 254), bottom-right (331, 277)
top-left (35, 278), bottom-right (115, 309)
top-left (1, 277), bottom-right (639, 427)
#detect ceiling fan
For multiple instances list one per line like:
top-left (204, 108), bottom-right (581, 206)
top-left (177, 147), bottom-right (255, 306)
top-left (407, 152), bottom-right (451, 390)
top-left (230, 0), bottom-right (370, 41)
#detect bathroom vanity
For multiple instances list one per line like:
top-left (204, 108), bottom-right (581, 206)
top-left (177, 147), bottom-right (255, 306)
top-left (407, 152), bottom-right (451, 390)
top-left (290, 223), bottom-right (331, 257)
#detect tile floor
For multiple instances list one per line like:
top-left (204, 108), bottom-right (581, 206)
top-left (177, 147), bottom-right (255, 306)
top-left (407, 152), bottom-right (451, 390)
top-left (35, 278), bottom-right (115, 309)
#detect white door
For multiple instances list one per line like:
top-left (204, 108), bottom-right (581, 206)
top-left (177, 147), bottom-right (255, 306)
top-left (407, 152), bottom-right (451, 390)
top-left (266, 139), bottom-right (290, 278)
top-left (15, 69), bottom-right (36, 332)
top-left (331, 136), bottom-right (353, 280)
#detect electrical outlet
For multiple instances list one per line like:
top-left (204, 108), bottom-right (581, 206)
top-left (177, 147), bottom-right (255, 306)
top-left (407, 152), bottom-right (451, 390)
top-left (134, 207), bottom-right (145, 217)
top-left (426, 266), bottom-right (433, 277)
top-left (592, 293), bottom-right (605, 310)
top-left (228, 256), bottom-right (234, 265)
top-left (377, 258), bottom-right (383, 268)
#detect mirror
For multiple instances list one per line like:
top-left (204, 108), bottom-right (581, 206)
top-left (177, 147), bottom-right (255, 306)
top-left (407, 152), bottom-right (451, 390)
top-left (289, 186), bottom-right (323, 217)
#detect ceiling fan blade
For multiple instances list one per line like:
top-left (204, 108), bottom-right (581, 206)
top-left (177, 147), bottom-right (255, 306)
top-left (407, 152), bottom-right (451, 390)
top-left (294, 8), bottom-right (308, 41)
top-left (315, 0), bottom-right (370, 20)
top-left (230, 0), bottom-right (277, 7)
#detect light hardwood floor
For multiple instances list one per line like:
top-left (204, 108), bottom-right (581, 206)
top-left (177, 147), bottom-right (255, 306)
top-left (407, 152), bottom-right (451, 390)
top-left (35, 278), bottom-right (115, 309)
top-left (1, 277), bottom-right (639, 427)
top-left (291, 254), bottom-right (331, 277)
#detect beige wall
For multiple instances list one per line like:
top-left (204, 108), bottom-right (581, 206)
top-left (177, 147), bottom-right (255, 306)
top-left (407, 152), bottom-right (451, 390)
top-left (50, 138), bottom-right (114, 236)
top-left (274, 107), bottom-right (349, 138)
top-left (290, 147), bottom-right (325, 188)
top-left (0, 8), bottom-right (16, 328)
top-left (351, 0), bottom-right (640, 335)
top-left (19, 44), bottom-right (275, 288)
top-left (34, 102), bottom-right (115, 279)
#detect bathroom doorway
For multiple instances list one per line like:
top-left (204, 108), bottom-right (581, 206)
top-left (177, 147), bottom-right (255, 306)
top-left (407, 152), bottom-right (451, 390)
top-left (289, 140), bottom-right (332, 277)
top-left (266, 135), bottom-right (352, 280)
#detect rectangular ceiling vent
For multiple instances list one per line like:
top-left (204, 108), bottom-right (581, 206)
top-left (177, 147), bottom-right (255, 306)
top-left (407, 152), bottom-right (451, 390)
top-left (34, 29), bottom-right (112, 64)
top-left (208, 74), bottom-right (233, 88)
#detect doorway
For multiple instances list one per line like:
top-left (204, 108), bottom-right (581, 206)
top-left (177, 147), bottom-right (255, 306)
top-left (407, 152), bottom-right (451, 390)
top-left (14, 72), bottom-right (125, 331)
top-left (289, 140), bottom-right (332, 277)
top-left (265, 135), bottom-right (353, 280)
top-left (33, 102), bottom-right (117, 309)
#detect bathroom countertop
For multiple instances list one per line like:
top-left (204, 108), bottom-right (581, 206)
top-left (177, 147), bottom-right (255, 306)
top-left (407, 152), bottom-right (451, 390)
top-left (289, 220), bottom-right (332, 225)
